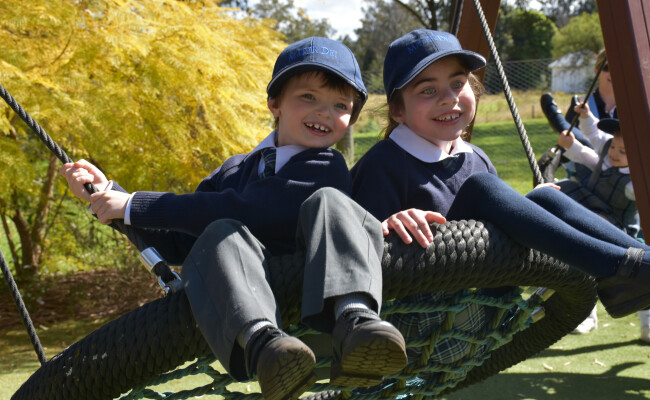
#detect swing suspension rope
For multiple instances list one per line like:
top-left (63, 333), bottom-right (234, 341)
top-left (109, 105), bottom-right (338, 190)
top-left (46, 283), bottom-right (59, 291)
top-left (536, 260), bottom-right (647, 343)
top-left (469, 0), bottom-right (545, 187)
top-left (0, 249), bottom-right (47, 365)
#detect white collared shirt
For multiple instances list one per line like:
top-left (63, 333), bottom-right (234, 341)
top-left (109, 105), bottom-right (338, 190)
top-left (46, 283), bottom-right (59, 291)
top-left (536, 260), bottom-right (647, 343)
top-left (389, 123), bottom-right (474, 162)
top-left (246, 130), bottom-right (309, 175)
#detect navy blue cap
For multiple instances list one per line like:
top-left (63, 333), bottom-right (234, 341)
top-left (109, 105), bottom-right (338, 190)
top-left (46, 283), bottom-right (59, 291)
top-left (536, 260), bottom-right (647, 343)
top-left (267, 37), bottom-right (367, 104)
top-left (383, 29), bottom-right (486, 100)
top-left (597, 118), bottom-right (620, 134)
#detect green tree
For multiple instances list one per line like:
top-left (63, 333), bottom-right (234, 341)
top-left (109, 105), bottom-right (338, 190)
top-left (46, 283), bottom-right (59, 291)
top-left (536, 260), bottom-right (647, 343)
top-left (538, 0), bottom-right (597, 28)
top-left (0, 0), bottom-right (284, 283)
top-left (497, 9), bottom-right (557, 61)
top-left (393, 0), bottom-right (454, 31)
top-left (251, 0), bottom-right (335, 43)
top-left (551, 12), bottom-right (603, 59)
top-left (352, 0), bottom-right (422, 93)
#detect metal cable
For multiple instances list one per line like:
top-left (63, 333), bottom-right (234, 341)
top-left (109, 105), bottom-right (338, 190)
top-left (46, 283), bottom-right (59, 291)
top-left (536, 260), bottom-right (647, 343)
top-left (0, 249), bottom-right (47, 365)
top-left (0, 81), bottom-right (150, 364)
top-left (0, 81), bottom-right (148, 251)
top-left (450, 0), bottom-right (464, 36)
top-left (471, 0), bottom-right (545, 186)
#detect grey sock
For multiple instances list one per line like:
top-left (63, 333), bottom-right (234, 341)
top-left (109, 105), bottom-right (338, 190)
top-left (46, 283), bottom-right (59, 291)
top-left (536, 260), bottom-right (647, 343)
top-left (237, 320), bottom-right (274, 348)
top-left (334, 293), bottom-right (374, 320)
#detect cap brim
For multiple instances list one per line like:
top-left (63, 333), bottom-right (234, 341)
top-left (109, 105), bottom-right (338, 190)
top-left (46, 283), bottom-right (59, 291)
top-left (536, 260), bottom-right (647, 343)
top-left (393, 50), bottom-right (486, 94)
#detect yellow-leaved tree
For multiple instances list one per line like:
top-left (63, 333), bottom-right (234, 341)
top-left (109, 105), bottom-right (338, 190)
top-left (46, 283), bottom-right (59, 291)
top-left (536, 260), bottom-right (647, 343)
top-left (0, 0), bottom-right (285, 283)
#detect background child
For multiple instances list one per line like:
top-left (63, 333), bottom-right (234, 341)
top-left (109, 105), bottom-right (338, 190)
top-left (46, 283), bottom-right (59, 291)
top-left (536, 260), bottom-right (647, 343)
top-left (351, 29), bottom-right (650, 335)
top-left (556, 105), bottom-right (647, 339)
top-left (61, 37), bottom-right (406, 400)
top-left (540, 50), bottom-right (616, 183)
top-left (557, 108), bottom-right (638, 237)
top-left (541, 49), bottom-right (616, 149)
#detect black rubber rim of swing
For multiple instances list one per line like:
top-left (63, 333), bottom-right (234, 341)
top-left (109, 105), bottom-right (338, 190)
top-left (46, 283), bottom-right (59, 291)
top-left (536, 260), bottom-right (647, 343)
top-left (11, 220), bottom-right (597, 400)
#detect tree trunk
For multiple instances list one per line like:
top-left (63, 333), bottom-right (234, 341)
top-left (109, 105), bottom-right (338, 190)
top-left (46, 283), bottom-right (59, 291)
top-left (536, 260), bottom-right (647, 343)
top-left (9, 154), bottom-right (59, 284)
top-left (336, 125), bottom-right (355, 166)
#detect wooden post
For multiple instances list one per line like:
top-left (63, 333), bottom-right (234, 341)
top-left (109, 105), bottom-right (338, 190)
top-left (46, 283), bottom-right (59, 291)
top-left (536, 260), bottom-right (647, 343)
top-left (453, 0), bottom-right (501, 140)
top-left (597, 0), bottom-right (650, 234)
top-left (454, 0), bottom-right (501, 83)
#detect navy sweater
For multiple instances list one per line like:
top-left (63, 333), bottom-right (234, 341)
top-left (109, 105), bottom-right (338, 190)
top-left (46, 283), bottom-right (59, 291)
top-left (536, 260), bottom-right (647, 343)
top-left (351, 139), bottom-right (497, 221)
top-left (115, 148), bottom-right (351, 263)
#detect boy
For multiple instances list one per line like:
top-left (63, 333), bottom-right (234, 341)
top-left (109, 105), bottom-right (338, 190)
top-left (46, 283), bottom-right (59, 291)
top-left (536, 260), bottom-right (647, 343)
top-left (556, 107), bottom-right (644, 338)
top-left (61, 37), bottom-right (407, 400)
top-left (557, 108), bottom-right (638, 237)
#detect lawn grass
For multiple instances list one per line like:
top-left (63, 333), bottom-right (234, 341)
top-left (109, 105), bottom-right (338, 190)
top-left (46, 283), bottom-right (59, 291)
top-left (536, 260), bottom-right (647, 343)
top-left (3, 303), bottom-right (648, 399)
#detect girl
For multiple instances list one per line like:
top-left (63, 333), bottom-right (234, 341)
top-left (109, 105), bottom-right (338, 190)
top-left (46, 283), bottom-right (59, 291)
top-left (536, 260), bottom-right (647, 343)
top-left (351, 29), bottom-right (650, 321)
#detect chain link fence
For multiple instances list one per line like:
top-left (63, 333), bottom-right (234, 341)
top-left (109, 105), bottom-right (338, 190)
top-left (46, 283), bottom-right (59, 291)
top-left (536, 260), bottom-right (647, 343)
top-left (483, 58), bottom-right (553, 94)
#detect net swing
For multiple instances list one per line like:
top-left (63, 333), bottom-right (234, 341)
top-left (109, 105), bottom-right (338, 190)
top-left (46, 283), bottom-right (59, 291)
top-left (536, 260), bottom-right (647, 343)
top-left (3, 1), bottom-right (597, 399)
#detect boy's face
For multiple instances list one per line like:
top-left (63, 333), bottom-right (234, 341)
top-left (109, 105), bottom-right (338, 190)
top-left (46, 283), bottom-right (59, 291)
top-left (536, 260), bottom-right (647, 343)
top-left (608, 135), bottom-right (628, 168)
top-left (390, 56), bottom-right (476, 151)
top-left (268, 72), bottom-right (355, 148)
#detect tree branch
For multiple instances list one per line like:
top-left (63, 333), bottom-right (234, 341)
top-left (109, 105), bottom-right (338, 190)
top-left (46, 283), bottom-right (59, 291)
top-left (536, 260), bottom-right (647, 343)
top-left (0, 210), bottom-right (20, 270)
top-left (393, 0), bottom-right (430, 28)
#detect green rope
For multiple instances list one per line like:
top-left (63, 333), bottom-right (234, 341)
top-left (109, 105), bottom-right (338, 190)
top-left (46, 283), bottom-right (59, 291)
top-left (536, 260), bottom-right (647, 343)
top-left (119, 287), bottom-right (541, 400)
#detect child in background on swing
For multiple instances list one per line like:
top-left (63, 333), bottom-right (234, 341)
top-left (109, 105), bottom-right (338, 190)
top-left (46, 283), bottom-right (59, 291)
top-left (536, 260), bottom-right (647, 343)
top-left (556, 105), bottom-right (638, 238)
top-left (61, 36), bottom-right (407, 400)
top-left (351, 29), bottom-right (650, 340)
top-left (555, 102), bottom-right (648, 341)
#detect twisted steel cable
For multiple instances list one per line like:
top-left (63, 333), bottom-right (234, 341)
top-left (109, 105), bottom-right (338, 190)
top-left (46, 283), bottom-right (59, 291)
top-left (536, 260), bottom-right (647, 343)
top-left (0, 82), bottom-right (149, 251)
top-left (0, 249), bottom-right (47, 365)
top-left (471, 0), bottom-right (545, 187)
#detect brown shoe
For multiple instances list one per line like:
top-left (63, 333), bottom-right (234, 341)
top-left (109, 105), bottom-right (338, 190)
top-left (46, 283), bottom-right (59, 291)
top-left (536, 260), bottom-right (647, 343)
top-left (245, 326), bottom-right (317, 400)
top-left (330, 308), bottom-right (407, 387)
top-left (598, 247), bottom-right (650, 318)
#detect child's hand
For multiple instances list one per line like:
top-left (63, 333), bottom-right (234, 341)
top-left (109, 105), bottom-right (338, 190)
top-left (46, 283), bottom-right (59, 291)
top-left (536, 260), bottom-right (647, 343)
top-left (573, 102), bottom-right (590, 117)
top-left (557, 130), bottom-right (575, 149)
top-left (382, 208), bottom-right (446, 248)
top-left (89, 191), bottom-right (130, 225)
top-left (59, 159), bottom-right (109, 202)
top-left (533, 182), bottom-right (561, 191)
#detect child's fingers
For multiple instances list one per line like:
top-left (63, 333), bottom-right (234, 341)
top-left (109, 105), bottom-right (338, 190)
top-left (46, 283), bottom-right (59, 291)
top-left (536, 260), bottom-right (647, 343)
top-left (424, 211), bottom-right (446, 224)
top-left (59, 162), bottom-right (74, 176)
top-left (385, 216), bottom-right (413, 245)
top-left (405, 209), bottom-right (433, 245)
top-left (398, 212), bottom-right (430, 248)
top-left (90, 196), bottom-right (113, 225)
top-left (381, 221), bottom-right (390, 236)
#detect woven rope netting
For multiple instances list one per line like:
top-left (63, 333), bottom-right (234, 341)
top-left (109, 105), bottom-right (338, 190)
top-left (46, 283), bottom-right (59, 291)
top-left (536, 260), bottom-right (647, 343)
top-left (12, 220), bottom-right (597, 400)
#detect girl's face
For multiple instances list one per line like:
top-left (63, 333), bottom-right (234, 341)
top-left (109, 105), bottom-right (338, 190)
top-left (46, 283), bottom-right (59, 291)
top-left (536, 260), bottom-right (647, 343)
top-left (268, 72), bottom-right (354, 148)
top-left (608, 135), bottom-right (628, 168)
top-left (391, 56), bottom-right (476, 152)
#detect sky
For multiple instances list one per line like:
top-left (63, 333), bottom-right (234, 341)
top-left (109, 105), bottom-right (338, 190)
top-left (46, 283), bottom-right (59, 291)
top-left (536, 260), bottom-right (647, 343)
top-left (254, 1), bottom-right (542, 40)
top-left (293, 0), bottom-right (366, 39)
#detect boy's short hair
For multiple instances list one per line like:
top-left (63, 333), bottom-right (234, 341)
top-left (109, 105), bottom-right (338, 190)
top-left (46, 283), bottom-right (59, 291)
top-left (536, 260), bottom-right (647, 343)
top-left (383, 29), bottom-right (486, 101)
top-left (267, 37), bottom-right (367, 105)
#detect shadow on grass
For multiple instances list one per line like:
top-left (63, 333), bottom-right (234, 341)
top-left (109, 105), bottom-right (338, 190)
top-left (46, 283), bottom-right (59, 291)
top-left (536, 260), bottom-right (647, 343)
top-left (443, 362), bottom-right (649, 399)
top-left (534, 338), bottom-right (644, 358)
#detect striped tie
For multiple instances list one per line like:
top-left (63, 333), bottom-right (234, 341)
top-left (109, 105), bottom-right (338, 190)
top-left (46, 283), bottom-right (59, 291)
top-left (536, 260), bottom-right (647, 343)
top-left (259, 147), bottom-right (276, 178)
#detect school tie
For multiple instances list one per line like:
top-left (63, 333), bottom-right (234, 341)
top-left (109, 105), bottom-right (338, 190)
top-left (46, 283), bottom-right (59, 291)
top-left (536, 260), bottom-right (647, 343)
top-left (259, 147), bottom-right (276, 179)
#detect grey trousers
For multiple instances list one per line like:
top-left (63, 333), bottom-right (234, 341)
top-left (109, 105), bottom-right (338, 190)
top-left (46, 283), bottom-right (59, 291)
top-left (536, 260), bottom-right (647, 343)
top-left (181, 187), bottom-right (383, 380)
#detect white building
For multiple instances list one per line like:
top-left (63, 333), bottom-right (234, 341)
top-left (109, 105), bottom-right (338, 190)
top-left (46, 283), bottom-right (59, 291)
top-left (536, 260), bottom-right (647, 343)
top-left (549, 51), bottom-right (595, 94)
